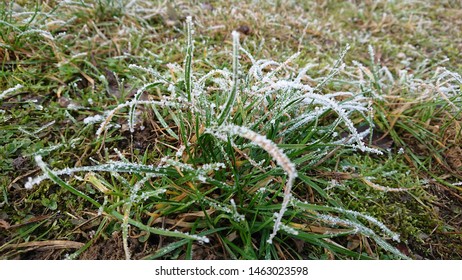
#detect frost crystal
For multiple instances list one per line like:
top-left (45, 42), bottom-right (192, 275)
top-left (230, 199), bottom-right (245, 222)
top-left (175, 145), bottom-right (186, 158)
top-left (0, 84), bottom-right (23, 100)
top-left (83, 114), bottom-right (104, 124)
top-left (332, 207), bottom-right (400, 242)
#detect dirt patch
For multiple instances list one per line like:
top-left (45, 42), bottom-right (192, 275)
top-left (182, 240), bottom-right (225, 260)
top-left (444, 146), bottom-right (462, 174)
top-left (79, 232), bottom-right (224, 260)
top-left (119, 124), bottom-right (158, 154)
top-left (80, 231), bottom-right (147, 260)
top-left (415, 183), bottom-right (462, 259)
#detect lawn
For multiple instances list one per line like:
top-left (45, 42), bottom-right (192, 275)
top-left (1, 0), bottom-right (461, 260)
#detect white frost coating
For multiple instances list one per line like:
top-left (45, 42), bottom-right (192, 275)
top-left (318, 213), bottom-right (362, 234)
top-left (264, 52), bottom-right (300, 80)
top-left (139, 189), bottom-right (167, 201)
top-left (173, 229), bottom-right (209, 243)
top-left (200, 162), bottom-right (226, 172)
top-left (278, 223), bottom-right (299, 235)
top-left (0, 84), bottom-right (23, 100)
top-left (129, 175), bottom-right (156, 203)
top-left (175, 145), bottom-right (185, 158)
top-left (207, 200), bottom-right (232, 214)
top-left (97, 196), bottom-right (108, 216)
top-left (24, 160), bottom-right (166, 189)
top-left (24, 155), bottom-right (48, 189)
top-left (128, 82), bottom-right (158, 133)
top-left (128, 65), bottom-right (168, 82)
top-left (256, 80), bottom-right (313, 94)
top-left (197, 69), bottom-right (231, 87)
top-left (333, 207), bottom-right (400, 241)
top-left (206, 199), bottom-right (244, 224)
top-left (230, 199), bottom-right (245, 222)
top-left (83, 114), bottom-right (104, 124)
top-left (368, 44), bottom-right (375, 64)
top-left (210, 125), bottom-right (297, 243)
top-left (159, 158), bottom-right (195, 171)
top-left (302, 92), bottom-right (382, 154)
top-left (19, 29), bottom-right (54, 40)
top-left (197, 174), bottom-right (207, 183)
top-left (256, 187), bottom-right (268, 194)
top-left (33, 121), bottom-right (56, 134)
top-left (217, 30), bottom-right (239, 124)
top-left (317, 213), bottom-right (407, 259)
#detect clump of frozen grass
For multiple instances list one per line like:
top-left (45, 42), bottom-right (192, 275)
top-left (24, 16), bottom-right (417, 259)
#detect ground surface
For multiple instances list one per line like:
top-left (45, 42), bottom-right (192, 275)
top-left (1, 0), bottom-right (461, 259)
